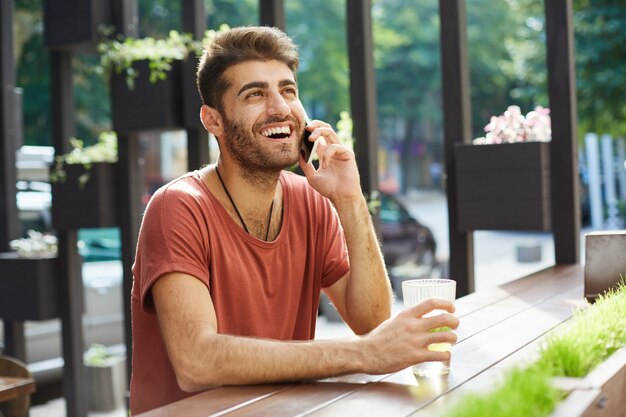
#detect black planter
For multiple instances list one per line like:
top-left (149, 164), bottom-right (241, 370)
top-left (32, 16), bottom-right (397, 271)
top-left (0, 253), bottom-right (59, 320)
top-left (111, 59), bottom-right (184, 132)
top-left (454, 141), bottom-right (551, 231)
top-left (43, 0), bottom-right (112, 52)
top-left (52, 163), bottom-right (119, 230)
top-left (182, 56), bottom-right (204, 130)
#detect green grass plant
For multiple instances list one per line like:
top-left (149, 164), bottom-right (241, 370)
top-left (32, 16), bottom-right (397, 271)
top-left (536, 279), bottom-right (626, 377)
top-left (445, 365), bottom-right (562, 417)
top-left (443, 279), bottom-right (626, 417)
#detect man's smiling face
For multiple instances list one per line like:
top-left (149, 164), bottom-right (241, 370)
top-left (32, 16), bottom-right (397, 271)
top-left (218, 59), bottom-right (307, 172)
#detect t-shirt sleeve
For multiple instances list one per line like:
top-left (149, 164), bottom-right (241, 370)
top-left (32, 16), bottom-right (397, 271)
top-left (133, 183), bottom-right (211, 313)
top-left (319, 199), bottom-right (350, 288)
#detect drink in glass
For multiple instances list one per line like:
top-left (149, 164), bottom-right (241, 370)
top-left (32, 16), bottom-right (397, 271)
top-left (401, 278), bottom-right (456, 376)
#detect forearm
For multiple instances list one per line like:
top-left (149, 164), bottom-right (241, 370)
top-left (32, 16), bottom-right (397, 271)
top-left (176, 331), bottom-right (365, 391)
top-left (334, 196), bottom-right (393, 334)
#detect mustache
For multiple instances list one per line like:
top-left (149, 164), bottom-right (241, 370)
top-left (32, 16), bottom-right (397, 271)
top-left (253, 115), bottom-right (301, 131)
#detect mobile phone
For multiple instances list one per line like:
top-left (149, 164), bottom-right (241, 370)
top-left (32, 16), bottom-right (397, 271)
top-left (300, 114), bottom-right (319, 164)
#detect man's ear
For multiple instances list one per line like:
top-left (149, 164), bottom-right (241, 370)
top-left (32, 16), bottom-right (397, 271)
top-left (200, 105), bottom-right (224, 137)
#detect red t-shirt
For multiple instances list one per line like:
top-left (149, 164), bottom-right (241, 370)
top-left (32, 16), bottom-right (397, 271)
top-left (130, 170), bottom-right (349, 414)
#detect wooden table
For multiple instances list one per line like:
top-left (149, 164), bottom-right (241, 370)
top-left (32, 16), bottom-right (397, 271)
top-left (138, 264), bottom-right (586, 417)
top-left (0, 376), bottom-right (35, 404)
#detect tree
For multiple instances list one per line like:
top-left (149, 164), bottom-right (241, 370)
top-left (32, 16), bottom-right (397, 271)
top-left (286, 0), bottom-right (350, 124)
top-left (573, 0), bottom-right (626, 137)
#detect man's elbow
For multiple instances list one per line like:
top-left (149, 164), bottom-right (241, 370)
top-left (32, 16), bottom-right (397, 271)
top-left (351, 304), bottom-right (391, 335)
top-left (175, 363), bottom-right (221, 393)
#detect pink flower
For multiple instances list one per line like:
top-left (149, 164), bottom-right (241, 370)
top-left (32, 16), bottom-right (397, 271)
top-left (473, 105), bottom-right (551, 145)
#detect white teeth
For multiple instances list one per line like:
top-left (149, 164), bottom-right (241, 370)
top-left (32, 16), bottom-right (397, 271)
top-left (262, 126), bottom-right (291, 137)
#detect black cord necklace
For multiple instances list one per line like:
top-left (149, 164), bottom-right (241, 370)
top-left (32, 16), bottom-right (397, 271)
top-left (215, 166), bottom-right (274, 241)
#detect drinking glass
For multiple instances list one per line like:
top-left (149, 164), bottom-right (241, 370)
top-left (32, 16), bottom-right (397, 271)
top-left (401, 278), bottom-right (456, 376)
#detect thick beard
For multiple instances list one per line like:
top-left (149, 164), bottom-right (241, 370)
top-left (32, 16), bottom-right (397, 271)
top-left (221, 114), bottom-right (302, 183)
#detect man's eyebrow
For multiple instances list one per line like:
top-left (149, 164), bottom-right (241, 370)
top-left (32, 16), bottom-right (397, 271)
top-left (279, 79), bottom-right (297, 88)
top-left (237, 79), bottom-right (297, 96)
top-left (237, 81), bottom-right (269, 96)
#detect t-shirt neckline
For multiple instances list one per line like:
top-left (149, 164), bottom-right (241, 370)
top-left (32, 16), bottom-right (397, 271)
top-left (191, 169), bottom-right (288, 247)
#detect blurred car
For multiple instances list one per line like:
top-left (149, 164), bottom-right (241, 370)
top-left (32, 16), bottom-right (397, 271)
top-left (379, 192), bottom-right (437, 271)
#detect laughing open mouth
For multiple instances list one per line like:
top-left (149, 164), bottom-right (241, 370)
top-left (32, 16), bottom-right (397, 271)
top-left (261, 126), bottom-right (292, 139)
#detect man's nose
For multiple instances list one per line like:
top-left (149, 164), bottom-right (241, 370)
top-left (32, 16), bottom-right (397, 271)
top-left (266, 93), bottom-right (291, 117)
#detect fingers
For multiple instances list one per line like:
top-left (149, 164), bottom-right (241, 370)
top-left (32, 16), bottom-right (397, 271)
top-left (422, 312), bottom-right (460, 332)
top-left (319, 144), bottom-right (354, 169)
top-left (307, 120), bottom-right (339, 145)
top-left (404, 298), bottom-right (456, 318)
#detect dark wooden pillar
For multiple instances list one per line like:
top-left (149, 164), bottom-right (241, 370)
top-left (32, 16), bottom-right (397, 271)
top-left (50, 50), bottom-right (88, 417)
top-left (346, 0), bottom-right (379, 205)
top-left (439, 0), bottom-right (474, 296)
top-left (259, 0), bottom-right (285, 30)
top-left (0, 0), bottom-right (18, 252)
top-left (182, 0), bottom-right (209, 170)
top-left (112, 0), bottom-right (139, 391)
top-left (545, 0), bottom-right (580, 263)
top-left (116, 134), bottom-right (142, 384)
top-left (0, 0), bottom-right (25, 361)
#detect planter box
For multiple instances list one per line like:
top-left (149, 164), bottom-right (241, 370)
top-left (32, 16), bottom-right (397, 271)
top-left (43, 0), bottom-right (112, 52)
top-left (86, 356), bottom-right (127, 412)
top-left (52, 163), bottom-right (119, 230)
top-left (549, 347), bottom-right (626, 417)
top-left (0, 253), bottom-right (59, 320)
top-left (111, 60), bottom-right (184, 132)
top-left (454, 141), bottom-right (551, 231)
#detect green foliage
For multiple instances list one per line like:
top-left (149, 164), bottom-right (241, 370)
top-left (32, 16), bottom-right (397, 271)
top-left (97, 28), bottom-right (226, 90)
top-left (536, 280), bottom-right (626, 377)
top-left (573, 0), bottom-right (626, 136)
top-left (84, 344), bottom-right (114, 366)
top-left (445, 365), bottom-right (562, 417)
top-left (287, 0), bottom-right (350, 125)
top-left (15, 1), bottom-right (51, 146)
top-left (51, 131), bottom-right (118, 188)
top-left (444, 281), bottom-right (626, 417)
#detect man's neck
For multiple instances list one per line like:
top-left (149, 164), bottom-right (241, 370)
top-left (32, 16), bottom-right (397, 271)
top-left (203, 160), bottom-right (283, 240)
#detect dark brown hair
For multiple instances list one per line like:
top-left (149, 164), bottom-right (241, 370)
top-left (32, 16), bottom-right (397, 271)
top-left (197, 26), bottom-right (299, 111)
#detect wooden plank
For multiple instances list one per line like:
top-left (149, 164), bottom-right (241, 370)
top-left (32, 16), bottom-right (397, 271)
top-left (454, 264), bottom-right (581, 318)
top-left (216, 382), bottom-right (378, 417)
top-left (0, 377), bottom-right (35, 403)
top-left (136, 385), bottom-right (290, 417)
top-left (454, 267), bottom-right (583, 342)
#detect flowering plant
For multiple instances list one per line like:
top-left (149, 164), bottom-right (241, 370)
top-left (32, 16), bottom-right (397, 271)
top-left (9, 230), bottom-right (58, 259)
top-left (473, 105), bottom-right (551, 145)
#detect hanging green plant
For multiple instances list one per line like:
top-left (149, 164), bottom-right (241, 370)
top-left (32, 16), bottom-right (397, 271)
top-left (50, 131), bottom-right (118, 188)
top-left (97, 25), bottom-right (229, 89)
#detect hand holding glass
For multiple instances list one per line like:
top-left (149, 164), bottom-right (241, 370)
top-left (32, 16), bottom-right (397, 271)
top-left (402, 279), bottom-right (456, 376)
